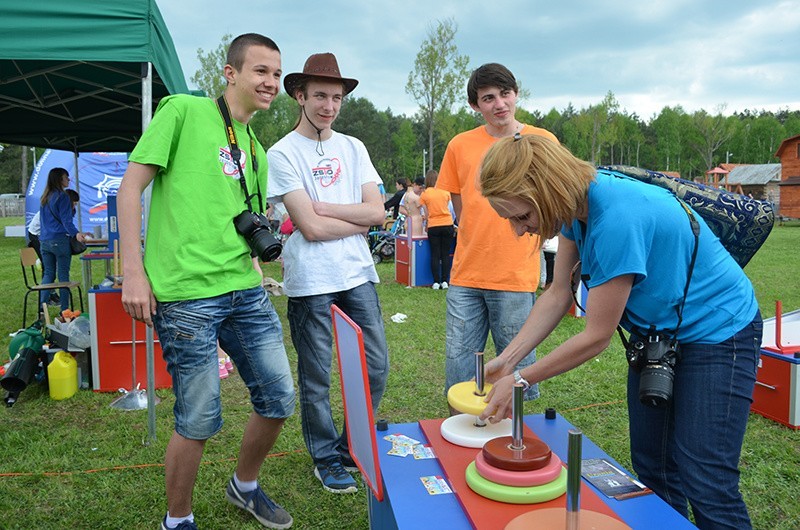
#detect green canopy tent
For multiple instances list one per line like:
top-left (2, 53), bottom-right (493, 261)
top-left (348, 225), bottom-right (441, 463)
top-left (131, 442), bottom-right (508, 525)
top-left (0, 0), bottom-right (189, 152)
top-left (0, 0), bottom-right (192, 442)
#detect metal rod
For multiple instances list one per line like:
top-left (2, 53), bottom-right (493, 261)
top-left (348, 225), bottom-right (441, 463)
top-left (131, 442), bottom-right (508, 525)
top-left (142, 62), bottom-right (157, 446)
top-left (131, 318), bottom-right (137, 390)
top-left (511, 383), bottom-right (524, 450)
top-left (566, 429), bottom-right (583, 530)
top-left (474, 351), bottom-right (485, 396)
top-left (145, 324), bottom-right (157, 445)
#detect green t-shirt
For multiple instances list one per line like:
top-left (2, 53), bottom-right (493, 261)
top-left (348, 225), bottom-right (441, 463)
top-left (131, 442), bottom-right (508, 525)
top-left (129, 94), bottom-right (266, 302)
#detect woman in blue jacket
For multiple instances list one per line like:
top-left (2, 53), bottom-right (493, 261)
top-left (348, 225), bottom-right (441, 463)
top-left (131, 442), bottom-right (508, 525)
top-left (39, 167), bottom-right (86, 312)
top-left (477, 135), bottom-right (761, 530)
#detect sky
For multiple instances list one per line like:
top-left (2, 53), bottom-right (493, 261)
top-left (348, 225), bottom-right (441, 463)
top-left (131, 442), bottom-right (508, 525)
top-left (159, 0), bottom-right (800, 121)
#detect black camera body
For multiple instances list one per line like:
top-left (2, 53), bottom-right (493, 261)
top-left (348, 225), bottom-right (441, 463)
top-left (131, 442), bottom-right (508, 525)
top-left (233, 211), bottom-right (282, 262)
top-left (626, 333), bottom-right (679, 408)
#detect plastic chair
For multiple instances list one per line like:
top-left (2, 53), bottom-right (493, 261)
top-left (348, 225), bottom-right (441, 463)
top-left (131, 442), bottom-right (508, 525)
top-left (19, 247), bottom-right (83, 328)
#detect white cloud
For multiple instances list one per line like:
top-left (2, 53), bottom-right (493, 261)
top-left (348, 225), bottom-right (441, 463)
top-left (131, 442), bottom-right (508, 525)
top-left (159, 0), bottom-right (800, 120)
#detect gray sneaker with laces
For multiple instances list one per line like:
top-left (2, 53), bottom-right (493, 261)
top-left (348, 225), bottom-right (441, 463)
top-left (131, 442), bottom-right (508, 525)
top-left (314, 458), bottom-right (358, 493)
top-left (225, 478), bottom-right (293, 529)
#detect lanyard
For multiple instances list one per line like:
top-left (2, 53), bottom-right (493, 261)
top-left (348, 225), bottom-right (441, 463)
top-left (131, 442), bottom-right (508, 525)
top-left (216, 96), bottom-right (263, 213)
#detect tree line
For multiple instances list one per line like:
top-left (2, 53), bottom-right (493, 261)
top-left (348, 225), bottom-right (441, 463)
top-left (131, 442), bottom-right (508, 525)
top-left (2, 21), bottom-right (798, 194)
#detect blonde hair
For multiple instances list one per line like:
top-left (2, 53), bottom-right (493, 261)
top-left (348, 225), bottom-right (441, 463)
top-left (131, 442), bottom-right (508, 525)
top-left (480, 135), bottom-right (595, 238)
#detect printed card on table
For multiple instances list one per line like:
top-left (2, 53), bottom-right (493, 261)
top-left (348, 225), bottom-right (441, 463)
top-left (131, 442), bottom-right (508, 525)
top-left (420, 475), bottom-right (452, 495)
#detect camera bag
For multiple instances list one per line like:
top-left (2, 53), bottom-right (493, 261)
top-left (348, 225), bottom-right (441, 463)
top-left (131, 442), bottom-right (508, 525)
top-left (597, 165), bottom-right (775, 268)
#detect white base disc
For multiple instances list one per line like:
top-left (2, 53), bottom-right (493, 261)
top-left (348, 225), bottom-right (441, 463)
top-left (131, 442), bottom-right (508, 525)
top-left (440, 414), bottom-right (513, 448)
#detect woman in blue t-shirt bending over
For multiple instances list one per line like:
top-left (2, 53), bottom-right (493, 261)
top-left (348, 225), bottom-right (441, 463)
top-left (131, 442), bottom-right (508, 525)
top-left (476, 134), bottom-right (761, 530)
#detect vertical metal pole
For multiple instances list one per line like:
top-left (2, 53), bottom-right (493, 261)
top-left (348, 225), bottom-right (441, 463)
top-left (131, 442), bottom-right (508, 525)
top-left (510, 384), bottom-right (524, 450)
top-left (566, 429), bottom-right (583, 530)
top-left (474, 351), bottom-right (485, 396)
top-left (141, 62), bottom-right (158, 445)
top-left (131, 319), bottom-right (137, 390)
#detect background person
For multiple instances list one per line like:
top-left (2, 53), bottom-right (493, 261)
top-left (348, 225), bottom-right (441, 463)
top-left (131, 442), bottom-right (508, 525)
top-left (26, 210), bottom-right (43, 263)
top-left (541, 237), bottom-right (558, 290)
top-left (435, 63), bottom-right (558, 410)
top-left (401, 177), bottom-right (424, 236)
top-left (383, 177), bottom-right (408, 219)
top-left (267, 52), bottom-right (389, 496)
top-left (419, 169), bottom-right (454, 290)
top-left (38, 167), bottom-right (87, 313)
top-left (117, 33), bottom-right (295, 530)
top-left (478, 134), bottom-right (761, 530)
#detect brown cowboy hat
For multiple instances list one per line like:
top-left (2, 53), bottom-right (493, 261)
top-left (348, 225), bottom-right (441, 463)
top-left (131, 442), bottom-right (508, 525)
top-left (283, 52), bottom-right (359, 97)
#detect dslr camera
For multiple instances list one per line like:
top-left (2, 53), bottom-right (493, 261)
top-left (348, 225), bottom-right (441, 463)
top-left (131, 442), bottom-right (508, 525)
top-left (233, 211), bottom-right (282, 262)
top-left (626, 332), bottom-right (679, 408)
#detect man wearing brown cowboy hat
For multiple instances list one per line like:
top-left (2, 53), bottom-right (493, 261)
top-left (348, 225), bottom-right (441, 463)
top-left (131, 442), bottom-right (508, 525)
top-left (266, 53), bottom-right (389, 495)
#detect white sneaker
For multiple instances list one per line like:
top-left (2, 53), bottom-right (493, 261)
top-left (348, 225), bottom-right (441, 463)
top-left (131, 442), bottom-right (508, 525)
top-left (432, 283), bottom-right (440, 290)
top-left (441, 282), bottom-right (448, 289)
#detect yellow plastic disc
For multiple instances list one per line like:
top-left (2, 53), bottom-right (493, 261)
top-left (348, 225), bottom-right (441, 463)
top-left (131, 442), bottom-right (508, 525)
top-left (447, 381), bottom-right (492, 416)
top-left (465, 462), bottom-right (567, 504)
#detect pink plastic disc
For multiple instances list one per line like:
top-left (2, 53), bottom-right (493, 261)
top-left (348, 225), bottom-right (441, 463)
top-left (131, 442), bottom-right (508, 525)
top-left (475, 450), bottom-right (563, 487)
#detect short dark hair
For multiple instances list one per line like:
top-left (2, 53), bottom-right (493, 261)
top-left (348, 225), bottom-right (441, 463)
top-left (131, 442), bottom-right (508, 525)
top-left (467, 63), bottom-right (518, 107)
top-left (226, 33), bottom-right (280, 71)
top-left (396, 178), bottom-right (409, 189)
top-left (414, 177), bottom-right (425, 187)
top-left (290, 77), bottom-right (346, 101)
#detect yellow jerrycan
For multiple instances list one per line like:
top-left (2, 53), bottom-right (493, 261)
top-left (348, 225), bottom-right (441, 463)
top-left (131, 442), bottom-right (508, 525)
top-left (48, 351), bottom-right (78, 400)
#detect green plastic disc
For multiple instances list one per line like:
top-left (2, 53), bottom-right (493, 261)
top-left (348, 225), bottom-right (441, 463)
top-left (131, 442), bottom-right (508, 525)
top-left (465, 462), bottom-right (567, 504)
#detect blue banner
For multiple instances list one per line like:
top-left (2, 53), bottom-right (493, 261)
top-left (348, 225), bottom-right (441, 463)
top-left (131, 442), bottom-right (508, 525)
top-left (25, 149), bottom-right (128, 235)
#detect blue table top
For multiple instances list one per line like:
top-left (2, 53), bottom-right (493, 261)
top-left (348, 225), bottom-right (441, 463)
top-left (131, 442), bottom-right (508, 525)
top-left (375, 413), bottom-right (695, 529)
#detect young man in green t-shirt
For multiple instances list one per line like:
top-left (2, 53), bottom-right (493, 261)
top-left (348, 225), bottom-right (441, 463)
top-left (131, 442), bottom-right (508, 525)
top-left (117, 34), bottom-right (295, 530)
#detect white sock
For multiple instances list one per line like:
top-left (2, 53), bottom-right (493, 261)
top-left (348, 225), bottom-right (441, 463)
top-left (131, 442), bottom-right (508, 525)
top-left (166, 512), bottom-right (194, 528)
top-left (234, 471), bottom-right (258, 492)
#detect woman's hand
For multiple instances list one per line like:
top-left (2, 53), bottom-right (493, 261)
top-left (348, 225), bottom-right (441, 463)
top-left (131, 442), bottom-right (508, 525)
top-left (479, 374), bottom-right (515, 423)
top-left (483, 354), bottom-right (513, 384)
top-left (76, 232), bottom-right (88, 243)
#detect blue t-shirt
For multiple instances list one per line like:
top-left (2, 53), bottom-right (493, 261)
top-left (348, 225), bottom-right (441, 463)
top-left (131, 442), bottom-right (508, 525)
top-left (562, 173), bottom-right (757, 343)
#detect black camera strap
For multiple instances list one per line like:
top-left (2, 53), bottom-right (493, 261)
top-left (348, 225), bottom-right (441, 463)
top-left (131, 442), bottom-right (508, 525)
top-left (570, 195), bottom-right (700, 348)
top-left (216, 95), bottom-right (263, 214)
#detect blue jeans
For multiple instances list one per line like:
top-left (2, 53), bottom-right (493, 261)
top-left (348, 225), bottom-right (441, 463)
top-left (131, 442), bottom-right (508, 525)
top-left (154, 287), bottom-right (295, 440)
top-left (287, 282), bottom-right (389, 464)
top-left (40, 236), bottom-right (73, 312)
top-left (445, 285), bottom-right (539, 400)
top-left (627, 311), bottom-right (762, 530)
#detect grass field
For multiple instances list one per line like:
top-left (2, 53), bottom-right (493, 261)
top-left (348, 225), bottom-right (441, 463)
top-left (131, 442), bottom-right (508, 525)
top-left (0, 216), bottom-right (798, 529)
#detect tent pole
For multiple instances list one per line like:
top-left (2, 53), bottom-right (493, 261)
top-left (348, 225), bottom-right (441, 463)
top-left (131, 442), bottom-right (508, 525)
top-left (141, 61), bottom-right (158, 446)
top-left (73, 148), bottom-right (83, 230)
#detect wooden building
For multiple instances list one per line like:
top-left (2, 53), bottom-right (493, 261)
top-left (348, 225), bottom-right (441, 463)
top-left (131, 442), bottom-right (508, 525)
top-left (724, 164), bottom-right (782, 201)
top-left (775, 134), bottom-right (800, 219)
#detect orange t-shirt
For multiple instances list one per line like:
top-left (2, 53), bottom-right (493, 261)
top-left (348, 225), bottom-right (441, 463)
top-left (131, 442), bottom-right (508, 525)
top-left (436, 125), bottom-right (559, 291)
top-left (419, 187), bottom-right (453, 228)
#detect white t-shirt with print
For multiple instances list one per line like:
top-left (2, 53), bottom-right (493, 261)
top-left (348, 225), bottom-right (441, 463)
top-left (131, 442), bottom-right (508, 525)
top-left (267, 130), bottom-right (381, 297)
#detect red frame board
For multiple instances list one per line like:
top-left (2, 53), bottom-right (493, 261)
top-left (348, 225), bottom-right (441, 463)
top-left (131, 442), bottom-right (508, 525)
top-left (332, 304), bottom-right (384, 501)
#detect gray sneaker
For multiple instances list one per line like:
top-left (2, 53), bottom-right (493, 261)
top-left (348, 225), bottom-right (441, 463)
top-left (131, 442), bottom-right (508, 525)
top-left (225, 478), bottom-right (293, 529)
top-left (314, 459), bottom-right (358, 493)
top-left (161, 516), bottom-right (197, 530)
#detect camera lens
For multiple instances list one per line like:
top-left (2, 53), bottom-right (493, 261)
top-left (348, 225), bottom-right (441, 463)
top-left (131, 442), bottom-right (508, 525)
top-left (638, 364), bottom-right (674, 408)
top-left (250, 229), bottom-right (282, 262)
top-left (233, 211), bottom-right (283, 262)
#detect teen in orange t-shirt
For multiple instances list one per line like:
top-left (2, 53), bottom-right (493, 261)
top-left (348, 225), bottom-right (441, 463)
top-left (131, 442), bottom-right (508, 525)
top-left (435, 63), bottom-right (558, 408)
